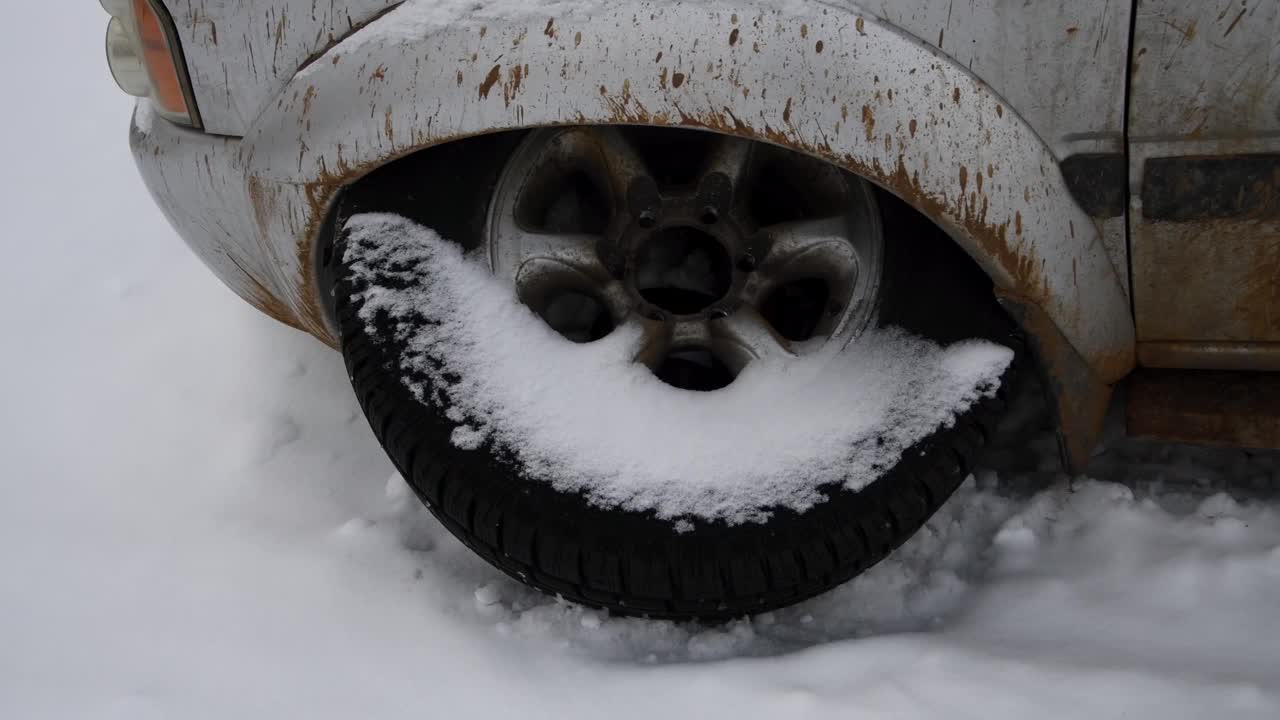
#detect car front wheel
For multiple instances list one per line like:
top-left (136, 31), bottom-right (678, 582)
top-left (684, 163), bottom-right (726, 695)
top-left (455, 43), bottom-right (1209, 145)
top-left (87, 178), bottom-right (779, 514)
top-left (321, 127), bottom-right (1022, 620)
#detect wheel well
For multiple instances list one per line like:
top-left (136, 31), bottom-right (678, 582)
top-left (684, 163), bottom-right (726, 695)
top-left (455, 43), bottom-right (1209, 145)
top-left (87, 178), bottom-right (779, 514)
top-left (315, 127), bottom-right (1049, 464)
top-left (320, 128), bottom-right (1008, 339)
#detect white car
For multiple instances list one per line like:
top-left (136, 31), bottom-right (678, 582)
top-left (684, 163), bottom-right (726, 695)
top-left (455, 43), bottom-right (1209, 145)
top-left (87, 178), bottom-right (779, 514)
top-left (106, 0), bottom-right (1280, 618)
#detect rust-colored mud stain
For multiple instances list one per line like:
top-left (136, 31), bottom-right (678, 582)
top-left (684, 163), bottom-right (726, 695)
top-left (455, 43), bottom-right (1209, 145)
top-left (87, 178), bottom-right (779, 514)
top-left (659, 67), bottom-right (669, 89)
top-left (952, 87), bottom-right (961, 104)
top-left (996, 103), bottom-right (1004, 118)
top-left (909, 118), bottom-right (917, 137)
top-left (672, 72), bottom-right (686, 88)
top-left (544, 18), bottom-right (556, 38)
top-left (241, 176), bottom-right (312, 332)
top-left (855, 17), bottom-right (865, 35)
top-left (503, 64), bottom-right (525, 107)
top-left (800, 24), bottom-right (808, 39)
top-left (959, 166), bottom-right (968, 193)
top-left (730, 28), bottom-right (740, 46)
top-left (300, 85), bottom-right (317, 117)
top-left (247, 176), bottom-right (275, 245)
top-left (860, 105), bottom-right (875, 142)
top-left (574, 31), bottom-right (582, 47)
top-left (479, 64), bottom-right (501, 99)
top-left (1236, 233), bottom-right (1280, 337)
top-left (783, 97), bottom-right (793, 124)
top-left (224, 247), bottom-right (298, 332)
top-left (815, 40), bottom-right (824, 53)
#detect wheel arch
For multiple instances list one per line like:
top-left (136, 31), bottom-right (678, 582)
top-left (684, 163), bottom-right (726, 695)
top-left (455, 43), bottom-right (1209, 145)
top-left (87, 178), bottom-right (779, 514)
top-left (238, 0), bottom-right (1134, 466)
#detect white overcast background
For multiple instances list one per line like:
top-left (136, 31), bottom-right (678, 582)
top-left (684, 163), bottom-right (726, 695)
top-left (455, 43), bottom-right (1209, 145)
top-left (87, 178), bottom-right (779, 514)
top-left (1, 4), bottom-right (1279, 719)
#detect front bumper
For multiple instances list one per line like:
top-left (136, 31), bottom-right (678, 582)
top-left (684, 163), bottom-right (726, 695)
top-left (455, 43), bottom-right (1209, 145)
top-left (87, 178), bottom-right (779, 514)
top-left (131, 103), bottom-right (332, 338)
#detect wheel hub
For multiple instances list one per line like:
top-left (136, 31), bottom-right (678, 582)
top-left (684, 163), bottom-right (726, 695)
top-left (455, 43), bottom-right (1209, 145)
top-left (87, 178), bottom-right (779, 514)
top-left (631, 223), bottom-right (734, 318)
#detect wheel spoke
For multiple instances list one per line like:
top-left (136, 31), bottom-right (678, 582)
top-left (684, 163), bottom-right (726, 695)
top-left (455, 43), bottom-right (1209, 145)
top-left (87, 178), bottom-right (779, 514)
top-left (756, 216), bottom-right (859, 287)
top-left (506, 229), bottom-right (618, 312)
top-left (510, 229), bottom-right (605, 277)
top-left (591, 272), bottom-right (624, 305)
top-left (580, 126), bottom-right (653, 207)
top-left (710, 306), bottom-right (796, 370)
top-left (670, 317), bottom-right (713, 348)
top-left (701, 134), bottom-right (755, 190)
top-left (618, 313), bottom-right (672, 369)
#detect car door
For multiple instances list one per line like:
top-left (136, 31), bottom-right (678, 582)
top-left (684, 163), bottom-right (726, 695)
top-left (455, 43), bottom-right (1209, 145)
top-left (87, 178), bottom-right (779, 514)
top-left (1129, 0), bottom-right (1280, 371)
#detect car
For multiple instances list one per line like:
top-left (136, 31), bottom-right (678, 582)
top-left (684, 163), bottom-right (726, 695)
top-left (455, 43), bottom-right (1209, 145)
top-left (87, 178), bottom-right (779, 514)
top-left (105, 0), bottom-right (1280, 619)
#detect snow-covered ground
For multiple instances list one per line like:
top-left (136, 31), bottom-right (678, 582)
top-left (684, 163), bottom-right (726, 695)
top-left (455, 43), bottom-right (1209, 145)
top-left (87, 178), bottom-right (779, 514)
top-left (2, 6), bottom-right (1279, 719)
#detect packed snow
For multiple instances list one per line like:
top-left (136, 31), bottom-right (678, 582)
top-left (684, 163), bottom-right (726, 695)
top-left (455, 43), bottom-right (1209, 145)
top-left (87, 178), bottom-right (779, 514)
top-left (344, 213), bottom-right (1012, 522)
top-left (3, 5), bottom-right (1280, 719)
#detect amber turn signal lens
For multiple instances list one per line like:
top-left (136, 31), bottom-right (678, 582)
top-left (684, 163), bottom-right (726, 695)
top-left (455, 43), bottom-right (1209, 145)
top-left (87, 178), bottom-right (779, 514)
top-left (132, 0), bottom-right (188, 118)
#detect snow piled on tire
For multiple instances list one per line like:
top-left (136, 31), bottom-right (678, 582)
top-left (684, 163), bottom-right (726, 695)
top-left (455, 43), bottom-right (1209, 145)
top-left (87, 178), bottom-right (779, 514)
top-left (343, 213), bottom-right (1014, 523)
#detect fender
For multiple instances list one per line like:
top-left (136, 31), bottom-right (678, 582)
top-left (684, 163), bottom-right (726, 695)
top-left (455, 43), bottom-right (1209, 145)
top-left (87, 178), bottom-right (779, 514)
top-left (146, 0), bottom-right (1138, 465)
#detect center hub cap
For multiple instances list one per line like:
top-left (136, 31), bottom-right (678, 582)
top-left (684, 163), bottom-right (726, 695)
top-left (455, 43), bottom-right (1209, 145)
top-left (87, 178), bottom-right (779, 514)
top-left (633, 225), bottom-right (734, 318)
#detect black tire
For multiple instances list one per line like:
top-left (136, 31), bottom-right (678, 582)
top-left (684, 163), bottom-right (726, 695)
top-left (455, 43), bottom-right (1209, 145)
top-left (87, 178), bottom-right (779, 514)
top-left (320, 132), bottom-right (1022, 621)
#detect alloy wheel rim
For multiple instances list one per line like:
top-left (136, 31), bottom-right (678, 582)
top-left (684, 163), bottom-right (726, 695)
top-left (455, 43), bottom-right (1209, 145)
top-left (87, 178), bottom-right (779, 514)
top-left (485, 126), bottom-right (885, 390)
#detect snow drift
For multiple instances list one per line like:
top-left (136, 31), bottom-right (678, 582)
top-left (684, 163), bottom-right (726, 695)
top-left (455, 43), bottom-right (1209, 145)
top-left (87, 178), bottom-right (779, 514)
top-left (343, 213), bottom-right (1013, 523)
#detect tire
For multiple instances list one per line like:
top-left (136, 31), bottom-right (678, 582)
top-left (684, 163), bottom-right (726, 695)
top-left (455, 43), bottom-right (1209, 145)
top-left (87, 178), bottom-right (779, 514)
top-left (320, 130), bottom-right (1023, 621)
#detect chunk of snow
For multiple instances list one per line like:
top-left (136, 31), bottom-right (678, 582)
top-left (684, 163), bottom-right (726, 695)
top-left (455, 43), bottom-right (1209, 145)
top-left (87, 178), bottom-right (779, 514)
top-left (343, 213), bottom-right (1013, 523)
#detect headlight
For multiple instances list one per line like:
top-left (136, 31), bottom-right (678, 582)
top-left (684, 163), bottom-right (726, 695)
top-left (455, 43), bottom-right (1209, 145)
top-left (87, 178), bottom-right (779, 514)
top-left (101, 0), bottom-right (201, 129)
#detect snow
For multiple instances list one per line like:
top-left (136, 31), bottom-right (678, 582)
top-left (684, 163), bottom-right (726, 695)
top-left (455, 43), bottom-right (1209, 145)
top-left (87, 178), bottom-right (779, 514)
top-left (344, 213), bottom-right (1012, 522)
top-left (3, 5), bottom-right (1280, 719)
